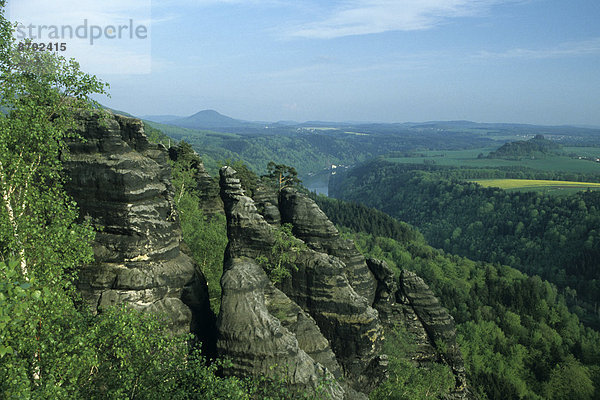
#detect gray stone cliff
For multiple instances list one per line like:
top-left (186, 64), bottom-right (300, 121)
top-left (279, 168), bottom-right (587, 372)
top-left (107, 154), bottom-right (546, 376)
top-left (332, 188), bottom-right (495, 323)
top-left (218, 167), bottom-right (384, 399)
top-left (217, 167), bottom-right (472, 399)
top-left (64, 111), bottom-right (213, 338)
top-left (63, 112), bottom-right (471, 398)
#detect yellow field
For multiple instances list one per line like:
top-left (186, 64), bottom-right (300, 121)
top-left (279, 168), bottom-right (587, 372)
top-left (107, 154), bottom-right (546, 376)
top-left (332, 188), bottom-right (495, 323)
top-left (473, 179), bottom-right (600, 189)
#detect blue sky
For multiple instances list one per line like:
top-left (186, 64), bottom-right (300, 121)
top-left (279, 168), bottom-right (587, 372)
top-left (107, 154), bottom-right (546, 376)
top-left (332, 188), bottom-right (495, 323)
top-left (10, 0), bottom-right (600, 125)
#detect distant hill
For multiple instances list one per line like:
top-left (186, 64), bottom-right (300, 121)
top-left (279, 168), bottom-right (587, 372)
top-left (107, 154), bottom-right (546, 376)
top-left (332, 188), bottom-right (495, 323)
top-left (488, 134), bottom-right (563, 159)
top-left (166, 110), bottom-right (261, 131)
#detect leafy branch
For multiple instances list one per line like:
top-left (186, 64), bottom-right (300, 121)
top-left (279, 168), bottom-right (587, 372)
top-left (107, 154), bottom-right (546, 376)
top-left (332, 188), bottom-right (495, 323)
top-left (257, 223), bottom-right (307, 284)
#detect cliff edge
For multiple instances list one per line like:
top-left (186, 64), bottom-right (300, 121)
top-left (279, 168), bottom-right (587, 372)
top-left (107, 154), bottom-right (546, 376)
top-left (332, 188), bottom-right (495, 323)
top-left (64, 111), bottom-right (213, 339)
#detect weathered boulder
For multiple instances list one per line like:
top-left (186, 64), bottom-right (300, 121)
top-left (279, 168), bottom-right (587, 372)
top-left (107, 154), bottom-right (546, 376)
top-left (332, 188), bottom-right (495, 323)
top-left (64, 111), bottom-right (213, 339)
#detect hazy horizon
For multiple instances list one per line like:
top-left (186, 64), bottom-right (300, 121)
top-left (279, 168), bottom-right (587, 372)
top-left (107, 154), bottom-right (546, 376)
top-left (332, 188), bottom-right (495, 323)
top-left (10, 0), bottom-right (600, 126)
top-left (139, 109), bottom-right (600, 129)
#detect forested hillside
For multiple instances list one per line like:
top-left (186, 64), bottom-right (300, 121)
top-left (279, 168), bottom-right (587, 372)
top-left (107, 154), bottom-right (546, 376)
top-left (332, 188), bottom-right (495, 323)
top-left (330, 160), bottom-right (600, 328)
top-left (314, 195), bottom-right (600, 399)
top-left (7, 0), bottom-right (600, 397)
top-left (488, 135), bottom-right (562, 159)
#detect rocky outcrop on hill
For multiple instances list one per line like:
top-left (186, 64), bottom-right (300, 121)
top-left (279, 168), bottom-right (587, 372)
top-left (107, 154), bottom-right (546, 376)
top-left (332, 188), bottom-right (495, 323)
top-left (218, 167), bottom-right (385, 398)
top-left (279, 188), bottom-right (377, 304)
top-left (64, 111), bottom-right (213, 338)
top-left (218, 256), bottom-right (345, 400)
top-left (64, 111), bottom-right (471, 398)
top-left (218, 167), bottom-right (471, 399)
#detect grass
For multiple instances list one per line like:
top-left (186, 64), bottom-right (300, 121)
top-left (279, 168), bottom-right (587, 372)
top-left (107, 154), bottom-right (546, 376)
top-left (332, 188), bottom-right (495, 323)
top-left (473, 179), bottom-right (600, 189)
top-left (472, 179), bottom-right (600, 195)
top-left (385, 147), bottom-right (600, 174)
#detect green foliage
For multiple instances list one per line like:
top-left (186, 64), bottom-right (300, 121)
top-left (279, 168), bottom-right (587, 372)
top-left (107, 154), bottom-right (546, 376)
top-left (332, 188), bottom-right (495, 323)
top-left (256, 223), bottom-right (306, 284)
top-left (0, 4), bottom-right (106, 283)
top-left (318, 196), bottom-right (600, 399)
top-left (263, 161), bottom-right (301, 192)
top-left (312, 194), bottom-right (424, 244)
top-left (544, 356), bottom-right (595, 400)
top-left (370, 327), bottom-right (454, 400)
top-left (179, 197), bottom-right (226, 314)
top-left (169, 142), bottom-right (227, 314)
top-left (488, 135), bottom-right (563, 159)
top-left (144, 123), bottom-right (173, 148)
top-left (331, 160), bottom-right (600, 328)
top-left (239, 364), bottom-right (334, 400)
top-left (0, 255), bottom-right (271, 399)
top-left (352, 230), bottom-right (600, 399)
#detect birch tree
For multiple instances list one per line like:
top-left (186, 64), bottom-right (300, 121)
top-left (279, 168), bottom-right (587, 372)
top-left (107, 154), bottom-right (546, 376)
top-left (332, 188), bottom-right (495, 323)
top-left (0, 1), bottom-right (107, 283)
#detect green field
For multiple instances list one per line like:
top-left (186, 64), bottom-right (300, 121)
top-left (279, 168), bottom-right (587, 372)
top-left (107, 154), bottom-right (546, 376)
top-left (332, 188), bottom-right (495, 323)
top-left (472, 178), bottom-right (600, 195)
top-left (385, 147), bottom-right (600, 174)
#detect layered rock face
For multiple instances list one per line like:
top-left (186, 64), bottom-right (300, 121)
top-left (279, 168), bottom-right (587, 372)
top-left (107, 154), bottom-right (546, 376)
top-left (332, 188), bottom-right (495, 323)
top-left (218, 256), bottom-right (345, 400)
top-left (218, 167), bottom-right (384, 399)
top-left (279, 189), bottom-right (377, 305)
top-left (217, 166), bottom-right (471, 399)
top-left (64, 111), bottom-right (212, 337)
top-left (62, 112), bottom-right (469, 397)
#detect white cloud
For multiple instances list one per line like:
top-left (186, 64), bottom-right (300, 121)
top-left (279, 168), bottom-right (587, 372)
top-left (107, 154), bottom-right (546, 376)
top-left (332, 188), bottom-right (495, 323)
top-left (289, 0), bottom-right (513, 39)
top-left (476, 38), bottom-right (600, 59)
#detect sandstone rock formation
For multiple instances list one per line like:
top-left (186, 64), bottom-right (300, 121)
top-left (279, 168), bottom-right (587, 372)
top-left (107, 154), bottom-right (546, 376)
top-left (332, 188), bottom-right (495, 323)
top-left (218, 167), bottom-right (384, 399)
top-left (279, 188), bottom-right (377, 305)
top-left (218, 167), bottom-right (472, 399)
top-left (64, 111), bottom-right (213, 339)
top-left (218, 256), bottom-right (345, 400)
top-left (64, 111), bottom-right (471, 398)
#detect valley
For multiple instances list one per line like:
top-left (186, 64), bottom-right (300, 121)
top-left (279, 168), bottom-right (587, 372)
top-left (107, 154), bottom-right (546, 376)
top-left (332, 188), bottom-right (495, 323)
top-left (131, 111), bottom-right (600, 399)
top-left (5, 1), bottom-right (600, 398)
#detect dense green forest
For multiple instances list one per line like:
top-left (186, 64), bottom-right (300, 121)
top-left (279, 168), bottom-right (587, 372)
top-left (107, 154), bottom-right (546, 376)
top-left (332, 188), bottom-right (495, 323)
top-left (314, 195), bottom-right (600, 399)
top-left (330, 159), bottom-right (600, 328)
